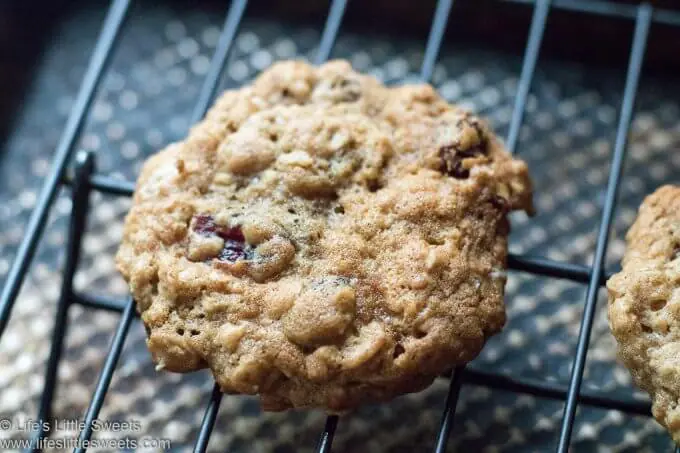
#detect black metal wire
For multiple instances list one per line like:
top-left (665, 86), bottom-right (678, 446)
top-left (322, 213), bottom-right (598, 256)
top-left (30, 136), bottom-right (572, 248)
top-left (505, 0), bottom-right (551, 155)
top-left (431, 1), bottom-right (550, 449)
top-left (84, 174), bottom-right (135, 197)
top-left (420, 0), bottom-right (454, 82)
top-left (316, 416), bottom-right (339, 453)
top-left (193, 385), bottom-right (223, 453)
top-left (74, 297), bottom-right (136, 453)
top-left (63, 176), bottom-right (627, 288)
top-left (187, 0), bottom-right (253, 448)
top-left (314, 0), bottom-right (348, 65)
top-left (556, 5), bottom-right (652, 452)
top-left (72, 291), bottom-right (130, 312)
top-left (42, 276), bottom-right (668, 419)
top-left (507, 0), bottom-right (637, 18)
top-left (70, 280), bottom-right (676, 417)
top-left (310, 1), bottom-right (350, 449)
top-left (432, 367), bottom-right (465, 453)
top-left (463, 368), bottom-right (650, 416)
top-left (64, 175), bottom-right (626, 287)
top-left (508, 253), bottom-right (614, 284)
top-left (27, 151), bottom-right (96, 453)
top-left (0, 0), bottom-right (131, 340)
top-left (43, 276), bottom-right (666, 420)
top-left (75, 0), bottom-right (253, 449)
top-left (507, 0), bottom-right (680, 25)
top-left (190, 0), bottom-right (249, 125)
top-left (417, 2), bottom-right (463, 449)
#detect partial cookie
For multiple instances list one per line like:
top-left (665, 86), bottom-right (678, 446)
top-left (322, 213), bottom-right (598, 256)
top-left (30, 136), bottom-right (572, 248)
top-left (116, 60), bottom-right (533, 411)
top-left (607, 185), bottom-right (680, 442)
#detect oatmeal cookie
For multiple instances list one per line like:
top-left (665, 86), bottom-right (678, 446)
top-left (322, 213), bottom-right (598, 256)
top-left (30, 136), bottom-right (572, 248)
top-left (608, 185), bottom-right (680, 442)
top-left (116, 60), bottom-right (533, 411)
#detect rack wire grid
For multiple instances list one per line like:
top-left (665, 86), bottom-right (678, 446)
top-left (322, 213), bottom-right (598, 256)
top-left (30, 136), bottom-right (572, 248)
top-left (1, 0), bottom-right (680, 451)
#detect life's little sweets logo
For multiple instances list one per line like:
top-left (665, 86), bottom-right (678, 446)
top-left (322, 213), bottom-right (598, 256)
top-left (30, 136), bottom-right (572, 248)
top-left (0, 417), bottom-right (170, 450)
top-left (3, 417), bottom-right (141, 433)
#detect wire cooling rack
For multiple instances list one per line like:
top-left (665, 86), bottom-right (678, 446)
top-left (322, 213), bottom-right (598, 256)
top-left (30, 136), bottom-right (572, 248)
top-left (1, 0), bottom-right (680, 451)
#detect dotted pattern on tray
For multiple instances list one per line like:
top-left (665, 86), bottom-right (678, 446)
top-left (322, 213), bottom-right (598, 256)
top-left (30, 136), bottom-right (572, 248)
top-left (0, 2), bottom-right (679, 452)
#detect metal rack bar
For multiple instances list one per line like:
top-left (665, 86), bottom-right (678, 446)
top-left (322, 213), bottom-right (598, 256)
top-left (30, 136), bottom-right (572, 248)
top-left (505, 0), bottom-right (551, 155)
top-left (65, 158), bottom-right (130, 453)
top-left (28, 152), bottom-right (97, 453)
top-left (556, 5), bottom-right (652, 452)
top-left (432, 367), bottom-right (465, 453)
top-left (417, 2), bottom-right (462, 448)
top-left (63, 172), bottom-right (621, 286)
top-left (506, 0), bottom-right (680, 26)
top-left (0, 0), bottom-right (131, 340)
top-left (463, 369), bottom-right (650, 416)
top-left (55, 179), bottom-right (614, 286)
top-left (85, 174), bottom-right (135, 196)
top-left (74, 297), bottom-right (136, 452)
top-left (72, 291), bottom-right (130, 312)
top-left (67, 254), bottom-right (604, 314)
top-left (311, 1), bottom-right (349, 450)
top-left (314, 0), bottom-right (348, 65)
top-left (507, 0), bottom-right (636, 19)
top-left (432, 1), bottom-right (551, 449)
top-left (508, 254), bottom-right (613, 285)
top-left (67, 166), bottom-right (622, 288)
top-left (316, 416), bottom-right (339, 453)
top-left (193, 385), bottom-right (223, 453)
top-left (46, 286), bottom-right (668, 417)
top-left (420, 0), bottom-right (454, 82)
top-left (190, 0), bottom-right (249, 125)
top-left (69, 1), bottom-right (252, 450)
top-left (186, 0), bottom-right (253, 448)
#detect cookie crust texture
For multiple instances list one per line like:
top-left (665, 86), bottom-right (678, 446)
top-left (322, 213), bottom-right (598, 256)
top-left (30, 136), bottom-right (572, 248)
top-left (116, 60), bottom-right (533, 411)
top-left (608, 185), bottom-right (680, 441)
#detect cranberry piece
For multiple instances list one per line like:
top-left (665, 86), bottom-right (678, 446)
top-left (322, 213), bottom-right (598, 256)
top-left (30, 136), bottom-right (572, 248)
top-left (192, 214), bottom-right (252, 263)
top-left (216, 225), bottom-right (245, 243)
top-left (193, 214), bottom-right (218, 236)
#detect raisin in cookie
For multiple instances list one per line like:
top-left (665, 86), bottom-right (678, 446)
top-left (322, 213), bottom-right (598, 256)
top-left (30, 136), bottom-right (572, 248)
top-left (608, 185), bottom-right (680, 441)
top-left (116, 60), bottom-right (533, 411)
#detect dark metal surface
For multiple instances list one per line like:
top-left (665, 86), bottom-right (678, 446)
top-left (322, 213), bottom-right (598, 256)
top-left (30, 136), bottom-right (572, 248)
top-left (556, 6), bottom-right (652, 450)
top-left (1, 0), bottom-right (680, 451)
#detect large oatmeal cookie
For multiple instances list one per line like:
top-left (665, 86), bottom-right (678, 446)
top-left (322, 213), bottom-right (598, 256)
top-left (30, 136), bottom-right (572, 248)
top-left (116, 60), bottom-right (533, 411)
top-left (608, 185), bottom-right (680, 442)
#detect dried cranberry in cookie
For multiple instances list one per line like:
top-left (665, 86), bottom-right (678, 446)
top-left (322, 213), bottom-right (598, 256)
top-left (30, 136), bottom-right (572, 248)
top-left (187, 215), bottom-right (254, 263)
